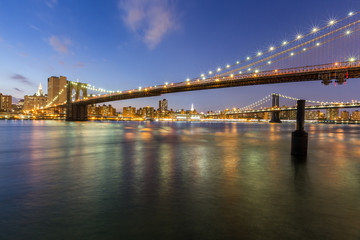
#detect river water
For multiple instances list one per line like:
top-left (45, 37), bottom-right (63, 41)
top-left (0, 120), bottom-right (359, 239)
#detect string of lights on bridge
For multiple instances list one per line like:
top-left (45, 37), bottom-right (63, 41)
top-left (190, 10), bottom-right (359, 81)
top-left (215, 17), bottom-right (360, 79)
top-left (228, 94), bottom-right (360, 113)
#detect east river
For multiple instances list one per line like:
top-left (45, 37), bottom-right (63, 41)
top-left (0, 120), bottom-right (360, 239)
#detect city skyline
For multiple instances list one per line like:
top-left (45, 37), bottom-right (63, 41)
top-left (1, 0), bottom-right (360, 112)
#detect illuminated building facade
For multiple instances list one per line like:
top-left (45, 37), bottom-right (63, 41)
top-left (47, 76), bottom-right (67, 105)
top-left (123, 106), bottom-right (136, 118)
top-left (326, 108), bottom-right (339, 120)
top-left (351, 110), bottom-right (360, 120)
top-left (23, 83), bottom-right (47, 111)
top-left (0, 93), bottom-right (12, 112)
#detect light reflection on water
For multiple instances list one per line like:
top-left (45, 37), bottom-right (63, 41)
top-left (0, 120), bottom-right (360, 239)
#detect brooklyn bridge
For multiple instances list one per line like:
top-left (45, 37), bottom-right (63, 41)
top-left (39, 11), bottom-right (360, 121)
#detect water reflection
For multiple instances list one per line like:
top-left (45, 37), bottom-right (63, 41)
top-left (0, 121), bottom-right (360, 239)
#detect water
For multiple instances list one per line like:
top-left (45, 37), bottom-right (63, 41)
top-left (0, 120), bottom-right (360, 239)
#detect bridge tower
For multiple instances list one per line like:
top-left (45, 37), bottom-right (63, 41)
top-left (270, 93), bottom-right (281, 123)
top-left (66, 81), bottom-right (89, 121)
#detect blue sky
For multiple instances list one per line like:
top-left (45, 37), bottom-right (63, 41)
top-left (1, 0), bottom-right (360, 112)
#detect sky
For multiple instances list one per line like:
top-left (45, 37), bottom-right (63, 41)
top-left (1, 0), bottom-right (360, 112)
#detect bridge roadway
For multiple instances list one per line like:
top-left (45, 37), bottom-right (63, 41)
top-left (207, 102), bottom-right (360, 116)
top-left (64, 61), bottom-right (360, 107)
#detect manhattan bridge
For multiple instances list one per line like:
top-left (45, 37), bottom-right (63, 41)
top-left (40, 11), bottom-right (360, 121)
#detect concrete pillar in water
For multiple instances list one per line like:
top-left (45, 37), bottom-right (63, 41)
top-left (291, 100), bottom-right (308, 156)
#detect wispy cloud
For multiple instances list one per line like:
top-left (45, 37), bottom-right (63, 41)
top-left (29, 24), bottom-right (41, 32)
top-left (11, 74), bottom-right (34, 86)
top-left (13, 88), bottom-right (23, 92)
top-left (45, 0), bottom-right (58, 8)
top-left (48, 35), bottom-right (71, 54)
top-left (73, 62), bottom-right (85, 68)
top-left (118, 0), bottom-right (179, 49)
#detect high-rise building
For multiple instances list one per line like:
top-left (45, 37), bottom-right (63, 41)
top-left (351, 110), bottom-right (360, 120)
top-left (23, 83), bottom-right (47, 111)
top-left (326, 108), bottom-right (339, 120)
top-left (340, 111), bottom-right (350, 120)
top-left (47, 76), bottom-right (67, 105)
top-left (142, 106), bottom-right (155, 118)
top-left (0, 93), bottom-right (12, 112)
top-left (123, 106), bottom-right (136, 118)
top-left (159, 99), bottom-right (168, 114)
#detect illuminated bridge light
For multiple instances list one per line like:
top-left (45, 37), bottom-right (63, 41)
top-left (255, 69), bottom-right (259, 73)
top-left (257, 52), bottom-right (262, 56)
top-left (248, 68), bottom-right (251, 71)
top-left (239, 71), bottom-right (242, 74)
top-left (303, 48), bottom-right (307, 51)
top-left (268, 61), bottom-right (271, 64)
top-left (346, 30), bottom-right (351, 35)
top-left (246, 57), bottom-right (250, 60)
top-left (312, 27), bottom-right (318, 33)
top-left (316, 42), bottom-right (321, 46)
top-left (186, 78), bottom-right (190, 82)
top-left (290, 52), bottom-right (294, 56)
top-left (201, 74), bottom-right (205, 77)
top-left (282, 41), bottom-right (288, 45)
top-left (226, 64), bottom-right (230, 68)
top-left (236, 61), bottom-right (240, 64)
top-left (349, 57), bottom-right (356, 62)
top-left (296, 34), bottom-right (302, 39)
top-left (349, 11), bottom-right (354, 16)
top-left (217, 68), bottom-right (221, 71)
top-left (329, 20), bottom-right (335, 25)
top-left (269, 46), bottom-right (274, 51)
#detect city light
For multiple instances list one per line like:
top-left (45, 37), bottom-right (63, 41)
top-left (312, 27), bottom-right (318, 32)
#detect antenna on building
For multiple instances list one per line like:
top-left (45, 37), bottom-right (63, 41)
top-left (191, 104), bottom-right (194, 112)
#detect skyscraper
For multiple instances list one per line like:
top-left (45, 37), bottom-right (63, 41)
top-left (47, 76), bottom-right (67, 105)
top-left (159, 99), bottom-right (168, 112)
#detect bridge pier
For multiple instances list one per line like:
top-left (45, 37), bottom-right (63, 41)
top-left (66, 104), bottom-right (88, 121)
top-left (65, 81), bottom-right (88, 121)
top-left (291, 100), bottom-right (308, 156)
top-left (270, 93), bottom-right (281, 123)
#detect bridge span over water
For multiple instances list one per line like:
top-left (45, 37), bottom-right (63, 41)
top-left (40, 10), bottom-right (360, 121)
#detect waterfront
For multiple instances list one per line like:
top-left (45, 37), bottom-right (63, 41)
top-left (1, 120), bottom-right (360, 239)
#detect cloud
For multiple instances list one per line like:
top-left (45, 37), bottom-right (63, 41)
top-left (29, 24), bottom-right (41, 32)
top-left (48, 35), bottom-right (71, 54)
top-left (45, 0), bottom-right (58, 8)
top-left (73, 62), bottom-right (85, 68)
top-left (11, 74), bottom-right (34, 86)
top-left (13, 88), bottom-right (23, 92)
top-left (19, 52), bottom-right (29, 57)
top-left (119, 0), bottom-right (178, 49)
